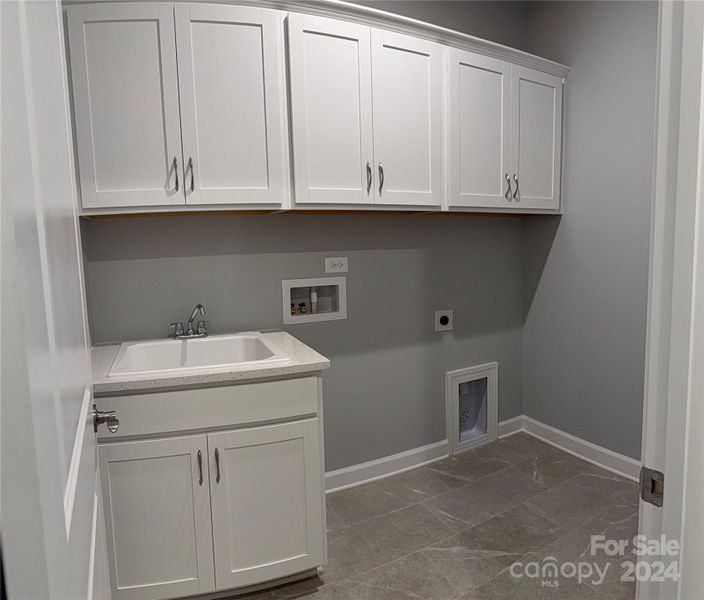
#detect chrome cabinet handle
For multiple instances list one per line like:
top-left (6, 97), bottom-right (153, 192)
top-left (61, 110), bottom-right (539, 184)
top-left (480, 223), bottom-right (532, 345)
top-left (187, 157), bottom-right (194, 193)
top-left (197, 450), bottom-right (203, 486)
top-left (513, 174), bottom-right (520, 200)
top-left (504, 173), bottom-right (512, 200)
top-left (214, 448), bottom-right (220, 483)
top-left (171, 156), bottom-right (179, 192)
top-left (366, 161), bottom-right (372, 195)
top-left (92, 404), bottom-right (119, 434)
top-left (378, 163), bottom-right (384, 195)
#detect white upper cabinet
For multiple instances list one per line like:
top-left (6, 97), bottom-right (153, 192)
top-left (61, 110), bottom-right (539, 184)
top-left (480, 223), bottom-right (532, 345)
top-left (288, 14), bottom-right (374, 205)
top-left (66, 3), bottom-right (566, 213)
top-left (449, 50), bottom-right (510, 208)
top-left (371, 30), bottom-right (443, 206)
top-left (449, 58), bottom-right (562, 211)
top-left (175, 4), bottom-right (287, 205)
top-left (288, 15), bottom-right (443, 207)
top-left (67, 2), bottom-right (288, 209)
top-left (209, 420), bottom-right (324, 589)
top-left (67, 3), bottom-right (184, 208)
top-left (510, 66), bottom-right (563, 210)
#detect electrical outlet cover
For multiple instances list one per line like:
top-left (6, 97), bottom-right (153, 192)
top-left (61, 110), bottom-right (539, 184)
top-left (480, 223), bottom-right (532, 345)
top-left (325, 257), bottom-right (348, 273)
top-left (435, 309), bottom-right (453, 332)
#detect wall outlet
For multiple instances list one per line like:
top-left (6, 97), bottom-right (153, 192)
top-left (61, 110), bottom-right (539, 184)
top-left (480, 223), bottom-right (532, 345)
top-left (435, 309), bottom-right (453, 332)
top-left (325, 257), bottom-right (348, 273)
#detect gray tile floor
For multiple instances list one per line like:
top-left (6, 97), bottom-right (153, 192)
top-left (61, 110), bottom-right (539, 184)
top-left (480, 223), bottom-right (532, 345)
top-left (237, 433), bottom-right (639, 600)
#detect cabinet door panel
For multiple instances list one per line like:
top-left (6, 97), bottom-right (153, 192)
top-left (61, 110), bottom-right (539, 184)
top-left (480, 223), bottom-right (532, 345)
top-left (449, 50), bottom-right (510, 208)
top-left (209, 419), bottom-right (324, 589)
top-left (511, 66), bottom-right (563, 210)
top-left (371, 30), bottom-right (443, 206)
top-left (288, 14), bottom-right (374, 204)
top-left (99, 436), bottom-right (214, 600)
top-left (66, 3), bottom-right (184, 208)
top-left (176, 4), bottom-right (286, 205)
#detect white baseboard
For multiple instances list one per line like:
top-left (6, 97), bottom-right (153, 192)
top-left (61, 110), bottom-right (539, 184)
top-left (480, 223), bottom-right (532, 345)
top-left (498, 415), bottom-right (524, 438)
top-left (325, 440), bottom-right (449, 493)
top-left (520, 416), bottom-right (641, 482)
top-left (324, 416), bottom-right (641, 493)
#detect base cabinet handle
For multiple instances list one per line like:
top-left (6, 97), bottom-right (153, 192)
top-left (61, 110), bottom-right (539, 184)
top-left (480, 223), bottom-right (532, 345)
top-left (214, 448), bottom-right (220, 483)
top-left (197, 450), bottom-right (203, 486)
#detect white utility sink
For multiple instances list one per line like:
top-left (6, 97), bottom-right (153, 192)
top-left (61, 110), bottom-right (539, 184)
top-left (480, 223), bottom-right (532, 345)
top-left (108, 332), bottom-right (288, 377)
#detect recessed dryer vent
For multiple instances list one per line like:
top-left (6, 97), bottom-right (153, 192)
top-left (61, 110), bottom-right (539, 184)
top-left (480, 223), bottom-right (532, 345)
top-left (282, 277), bottom-right (347, 324)
top-left (446, 362), bottom-right (498, 454)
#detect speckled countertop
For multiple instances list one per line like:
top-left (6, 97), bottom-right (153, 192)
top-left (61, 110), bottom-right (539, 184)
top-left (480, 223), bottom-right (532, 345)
top-left (92, 331), bottom-right (329, 395)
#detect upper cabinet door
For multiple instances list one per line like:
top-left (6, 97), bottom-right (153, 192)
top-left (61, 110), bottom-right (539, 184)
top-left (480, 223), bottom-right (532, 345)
top-left (66, 3), bottom-right (184, 208)
top-left (175, 4), bottom-right (287, 206)
top-left (288, 14), bottom-right (374, 205)
top-left (449, 50), bottom-right (511, 208)
top-left (209, 419), bottom-right (324, 589)
top-left (510, 66), bottom-right (563, 210)
top-left (370, 30), bottom-right (443, 206)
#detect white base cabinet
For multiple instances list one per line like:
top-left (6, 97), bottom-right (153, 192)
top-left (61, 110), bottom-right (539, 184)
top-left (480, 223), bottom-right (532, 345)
top-left (97, 376), bottom-right (326, 600)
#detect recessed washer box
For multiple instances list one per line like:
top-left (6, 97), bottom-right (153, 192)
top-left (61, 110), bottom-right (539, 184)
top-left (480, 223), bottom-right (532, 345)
top-left (282, 277), bottom-right (347, 324)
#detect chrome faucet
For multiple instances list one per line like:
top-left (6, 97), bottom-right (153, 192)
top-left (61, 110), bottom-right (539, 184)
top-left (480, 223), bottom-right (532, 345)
top-left (169, 304), bottom-right (208, 339)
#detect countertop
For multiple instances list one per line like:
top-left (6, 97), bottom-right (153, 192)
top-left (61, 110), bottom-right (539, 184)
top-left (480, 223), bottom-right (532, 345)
top-left (91, 331), bottom-right (330, 395)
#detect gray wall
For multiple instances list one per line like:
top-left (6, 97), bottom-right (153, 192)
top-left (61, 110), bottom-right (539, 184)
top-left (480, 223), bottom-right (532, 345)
top-left (521, 1), bottom-right (658, 459)
top-left (83, 215), bottom-right (525, 470)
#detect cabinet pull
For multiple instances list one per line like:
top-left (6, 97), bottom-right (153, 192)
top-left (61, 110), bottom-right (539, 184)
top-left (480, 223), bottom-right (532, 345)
top-left (172, 156), bottom-right (179, 193)
top-left (378, 163), bottom-right (384, 195)
top-left (366, 161), bottom-right (372, 195)
top-left (197, 449), bottom-right (203, 486)
top-left (504, 173), bottom-right (512, 200)
top-left (214, 448), bottom-right (220, 483)
top-left (513, 174), bottom-right (520, 200)
top-left (187, 157), bottom-right (195, 193)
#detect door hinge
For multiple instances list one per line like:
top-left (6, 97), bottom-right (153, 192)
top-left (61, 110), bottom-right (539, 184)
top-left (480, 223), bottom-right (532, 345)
top-left (640, 466), bottom-right (664, 507)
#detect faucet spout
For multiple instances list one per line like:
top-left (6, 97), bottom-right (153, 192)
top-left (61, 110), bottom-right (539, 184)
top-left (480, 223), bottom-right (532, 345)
top-left (186, 304), bottom-right (206, 335)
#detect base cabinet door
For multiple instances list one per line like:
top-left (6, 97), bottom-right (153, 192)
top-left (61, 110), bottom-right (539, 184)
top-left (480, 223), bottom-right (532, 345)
top-left (99, 435), bottom-right (215, 600)
top-left (209, 419), bottom-right (325, 589)
top-left (510, 65), bottom-right (563, 210)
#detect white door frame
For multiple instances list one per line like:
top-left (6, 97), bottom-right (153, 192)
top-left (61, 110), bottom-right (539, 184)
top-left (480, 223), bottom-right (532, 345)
top-left (638, 1), bottom-right (704, 598)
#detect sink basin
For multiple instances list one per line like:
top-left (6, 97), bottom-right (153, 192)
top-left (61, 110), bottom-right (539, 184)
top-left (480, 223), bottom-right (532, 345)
top-left (108, 332), bottom-right (287, 377)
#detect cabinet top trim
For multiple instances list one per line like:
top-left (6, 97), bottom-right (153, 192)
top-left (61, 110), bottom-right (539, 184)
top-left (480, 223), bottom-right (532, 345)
top-left (62, 0), bottom-right (570, 78)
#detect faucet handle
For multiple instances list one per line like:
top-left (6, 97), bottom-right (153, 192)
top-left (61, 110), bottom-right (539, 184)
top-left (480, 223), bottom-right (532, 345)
top-left (169, 322), bottom-right (184, 337)
top-left (197, 320), bottom-right (208, 336)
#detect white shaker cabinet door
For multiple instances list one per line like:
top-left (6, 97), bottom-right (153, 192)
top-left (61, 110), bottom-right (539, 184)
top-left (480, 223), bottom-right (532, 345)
top-left (370, 29), bottom-right (443, 206)
top-left (175, 4), bottom-right (287, 206)
top-left (99, 435), bottom-right (215, 600)
top-left (288, 14), bottom-right (374, 205)
top-left (449, 50), bottom-right (511, 208)
top-left (510, 65), bottom-right (563, 210)
top-left (66, 3), bottom-right (184, 208)
top-left (209, 419), bottom-right (325, 589)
